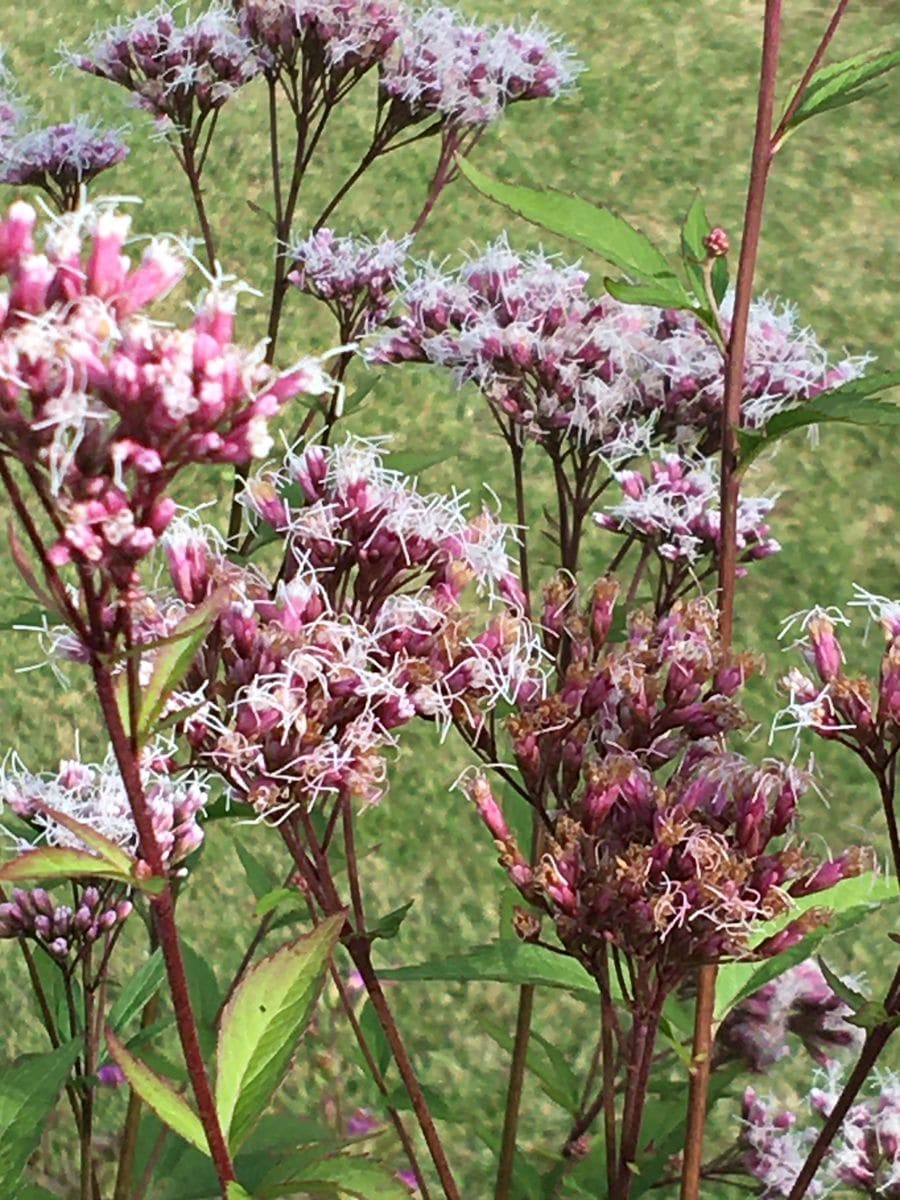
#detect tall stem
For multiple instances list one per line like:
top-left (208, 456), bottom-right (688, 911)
top-left (682, 6), bottom-right (783, 1197)
top-left (92, 665), bottom-right (236, 1190)
top-left (80, 949), bottom-right (96, 1200)
top-left (181, 135), bottom-right (217, 273)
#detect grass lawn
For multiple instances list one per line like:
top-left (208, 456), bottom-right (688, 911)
top-left (0, 0), bottom-right (898, 1195)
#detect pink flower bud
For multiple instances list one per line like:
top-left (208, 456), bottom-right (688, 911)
top-left (704, 227), bottom-right (730, 257)
top-left (806, 616), bottom-right (843, 683)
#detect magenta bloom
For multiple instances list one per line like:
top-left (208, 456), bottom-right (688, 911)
top-left (1, 117), bottom-right (128, 210)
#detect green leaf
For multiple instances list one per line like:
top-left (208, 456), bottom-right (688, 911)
top-left (385, 450), bottom-right (450, 476)
top-left (0, 845), bottom-right (132, 887)
top-left (226, 1186), bottom-right (254, 1200)
top-left (342, 374), bottom-right (378, 418)
top-left (18, 1187), bottom-right (61, 1200)
top-left (0, 605), bottom-right (55, 633)
top-left (476, 1129), bottom-right (543, 1200)
top-left (257, 1154), bottom-right (411, 1200)
top-left (816, 956), bottom-right (868, 1014)
top-left (254, 888), bottom-right (296, 919)
top-left (457, 157), bottom-right (673, 280)
top-left (108, 949), bottom-right (165, 1032)
top-left (215, 914), bottom-right (343, 1152)
top-left (106, 1028), bottom-right (210, 1154)
top-left (785, 49), bottom-right (900, 133)
top-left (366, 900), bottom-right (414, 942)
top-left (737, 372), bottom-right (900, 471)
top-left (29, 799), bottom-right (135, 877)
top-left (137, 588), bottom-right (229, 741)
top-left (358, 998), bottom-right (392, 1080)
top-left (0, 1039), bottom-right (81, 1192)
top-left (604, 275), bottom-right (693, 310)
top-left (715, 873), bottom-right (898, 1019)
top-left (378, 940), bottom-right (597, 997)
top-left (479, 1017), bottom-right (580, 1114)
top-left (848, 1002), bottom-right (900, 1032)
top-left (233, 840), bottom-right (280, 901)
top-left (181, 941), bottom-right (222, 1062)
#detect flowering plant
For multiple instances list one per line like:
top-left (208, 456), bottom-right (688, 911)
top-left (0, 3), bottom-right (898, 1200)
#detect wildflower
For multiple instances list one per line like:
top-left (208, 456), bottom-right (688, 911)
top-left (67, 4), bottom-right (261, 130)
top-left (380, 6), bottom-right (579, 128)
top-left (594, 452), bottom-right (780, 571)
top-left (0, 117), bottom-right (128, 210)
top-left (717, 959), bottom-right (862, 1071)
top-left (237, 0), bottom-right (406, 76)
top-left (0, 745), bottom-right (207, 871)
top-left (0, 201), bottom-right (324, 587)
top-left (0, 883), bottom-right (132, 961)
top-left (288, 227), bottom-right (410, 336)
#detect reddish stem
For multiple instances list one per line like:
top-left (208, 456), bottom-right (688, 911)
top-left (92, 665), bottom-right (236, 1190)
top-left (771, 0), bottom-right (852, 151)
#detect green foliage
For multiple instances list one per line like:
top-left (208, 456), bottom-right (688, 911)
top-left (108, 948), bottom-right (165, 1032)
top-left (378, 940), bottom-right (597, 997)
top-left (107, 1027), bottom-right (210, 1153)
top-left (215, 915), bottom-right (343, 1152)
top-left (256, 1153), bottom-right (413, 1199)
top-left (737, 371), bottom-right (900, 470)
top-left (782, 49), bottom-right (900, 138)
top-left (0, 1039), bottom-right (81, 1192)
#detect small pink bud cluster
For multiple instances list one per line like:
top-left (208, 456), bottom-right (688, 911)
top-left (0, 884), bottom-right (132, 961)
top-left (288, 227), bottom-right (411, 335)
top-left (0, 747), bottom-right (208, 872)
top-left (68, 4), bottom-right (261, 127)
top-left (595, 453), bottom-right (780, 570)
top-left (717, 959), bottom-right (861, 1072)
top-left (380, 6), bottom-right (580, 127)
top-left (372, 240), bottom-right (870, 456)
top-left (469, 587), bottom-right (866, 983)
top-left (0, 117), bottom-right (128, 210)
top-left (237, 0), bottom-right (406, 75)
top-left (0, 202), bottom-right (320, 586)
top-left (741, 1072), bottom-right (900, 1197)
top-left (704, 226), bottom-right (730, 257)
top-left (775, 590), bottom-right (900, 755)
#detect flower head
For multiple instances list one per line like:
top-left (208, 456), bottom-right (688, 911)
top-left (288, 227), bottom-right (410, 335)
top-left (1, 117), bottom-right (128, 209)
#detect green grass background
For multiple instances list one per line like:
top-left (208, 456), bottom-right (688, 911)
top-left (1, 0), bottom-right (898, 1196)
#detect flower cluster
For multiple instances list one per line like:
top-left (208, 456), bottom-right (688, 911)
top-left (717, 959), bottom-right (860, 1072)
top-left (0, 884), bottom-right (132, 961)
top-left (288, 227), bottom-right (411, 335)
top-left (0, 116), bottom-right (128, 209)
top-left (468, 585), bottom-right (866, 983)
top-left (237, 0), bottom-right (406, 76)
top-left (742, 1071), bottom-right (900, 1197)
top-left (380, 6), bottom-right (579, 127)
top-left (0, 201), bottom-right (326, 585)
top-left (647, 297), bottom-right (868, 448)
top-left (0, 747), bottom-right (207, 871)
top-left (371, 239), bottom-right (866, 456)
top-left (595, 453), bottom-right (780, 570)
top-left (0, 56), bottom-right (26, 153)
top-left (157, 438), bottom-right (543, 812)
top-left (774, 587), bottom-right (900, 752)
top-left (68, 4), bottom-right (260, 128)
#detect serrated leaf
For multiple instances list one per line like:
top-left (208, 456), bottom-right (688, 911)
top-left (258, 1154), bottom-right (411, 1200)
top-left (715, 873), bottom-right (897, 1019)
top-left (29, 798), bottom-right (135, 877)
top-left (181, 941), bottom-right (222, 1062)
top-left (786, 49), bottom-right (900, 132)
top-left (216, 914), bottom-right (343, 1152)
top-left (737, 372), bottom-right (900, 471)
top-left (106, 1029), bottom-right (209, 1154)
top-left (108, 949), bottom-right (165, 1032)
top-left (137, 588), bottom-right (229, 741)
top-left (457, 157), bottom-right (673, 280)
top-left (479, 1017), bottom-right (580, 1114)
top-left (847, 1001), bottom-right (900, 1032)
top-left (0, 844), bottom-right (132, 886)
top-left (377, 940), bottom-right (597, 997)
top-left (0, 1039), bottom-right (81, 1192)
top-left (366, 900), bottom-right (414, 942)
top-left (816, 956), bottom-right (868, 1014)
